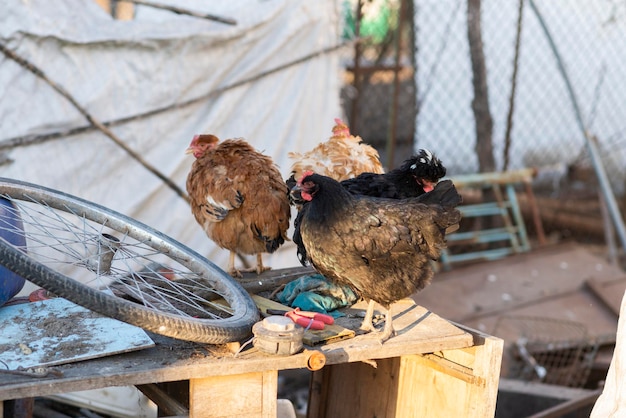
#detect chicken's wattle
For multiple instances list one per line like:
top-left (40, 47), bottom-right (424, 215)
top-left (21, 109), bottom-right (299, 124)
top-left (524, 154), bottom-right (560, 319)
top-left (422, 182), bottom-right (435, 193)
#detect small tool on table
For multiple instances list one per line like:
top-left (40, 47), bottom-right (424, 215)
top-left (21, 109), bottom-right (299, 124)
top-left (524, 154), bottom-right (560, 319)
top-left (266, 308), bottom-right (334, 330)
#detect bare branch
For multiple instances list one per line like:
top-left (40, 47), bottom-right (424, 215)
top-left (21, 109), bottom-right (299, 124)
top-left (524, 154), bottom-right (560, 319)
top-left (0, 42), bottom-right (189, 203)
top-left (125, 0), bottom-right (236, 25)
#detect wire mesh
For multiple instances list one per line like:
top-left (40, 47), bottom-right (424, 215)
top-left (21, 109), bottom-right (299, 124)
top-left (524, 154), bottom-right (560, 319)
top-left (346, 0), bottom-right (626, 183)
top-left (413, 0), bottom-right (626, 186)
top-left (493, 315), bottom-right (600, 388)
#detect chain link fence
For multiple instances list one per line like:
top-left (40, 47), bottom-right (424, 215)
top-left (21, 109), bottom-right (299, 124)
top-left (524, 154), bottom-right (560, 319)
top-left (345, 0), bottom-right (626, 242)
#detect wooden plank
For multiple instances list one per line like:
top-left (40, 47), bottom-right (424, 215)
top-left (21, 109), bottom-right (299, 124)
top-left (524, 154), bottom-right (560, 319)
top-left (136, 384), bottom-right (189, 416)
top-left (527, 389), bottom-right (601, 418)
top-left (396, 354), bottom-right (464, 418)
top-left (584, 277), bottom-right (626, 316)
top-left (420, 242), bottom-right (626, 324)
top-left (239, 266), bottom-right (315, 294)
top-left (467, 290), bottom-right (619, 345)
top-left (93, 0), bottom-right (111, 13)
top-left (462, 326), bottom-right (504, 418)
top-left (499, 377), bottom-right (594, 400)
top-left (114, 1), bottom-right (134, 20)
top-left (318, 300), bottom-right (474, 363)
top-left (391, 327), bottom-right (502, 418)
top-left (443, 247), bottom-right (516, 264)
top-left (189, 371), bottom-right (277, 418)
top-left (0, 303), bottom-right (473, 401)
top-left (251, 295), bottom-right (355, 346)
top-left (451, 168), bottom-right (536, 187)
top-left (0, 340), bottom-right (316, 401)
top-left (413, 353), bottom-right (482, 385)
top-left (447, 227), bottom-right (520, 242)
top-left (309, 358), bottom-right (400, 417)
top-left (459, 202), bottom-right (511, 217)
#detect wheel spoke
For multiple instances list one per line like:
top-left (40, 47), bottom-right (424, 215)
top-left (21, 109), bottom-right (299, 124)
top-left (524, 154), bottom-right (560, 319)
top-left (0, 187), bottom-right (247, 325)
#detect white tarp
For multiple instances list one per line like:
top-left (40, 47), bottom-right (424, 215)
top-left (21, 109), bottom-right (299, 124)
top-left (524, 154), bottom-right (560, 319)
top-left (0, 0), bottom-right (345, 286)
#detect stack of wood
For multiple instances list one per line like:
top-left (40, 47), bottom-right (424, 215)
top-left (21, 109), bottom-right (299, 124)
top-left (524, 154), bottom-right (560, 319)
top-left (517, 193), bottom-right (608, 240)
top-left (517, 163), bottom-right (624, 241)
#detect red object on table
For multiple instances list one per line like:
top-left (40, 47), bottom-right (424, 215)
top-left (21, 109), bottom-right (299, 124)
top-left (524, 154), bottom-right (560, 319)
top-left (267, 307), bottom-right (334, 330)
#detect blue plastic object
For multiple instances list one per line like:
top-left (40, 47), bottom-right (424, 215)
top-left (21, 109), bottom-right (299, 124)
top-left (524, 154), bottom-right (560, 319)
top-left (0, 197), bottom-right (26, 306)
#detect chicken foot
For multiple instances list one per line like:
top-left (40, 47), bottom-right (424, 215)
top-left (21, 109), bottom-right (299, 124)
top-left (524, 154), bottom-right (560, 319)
top-left (379, 307), bottom-right (396, 343)
top-left (227, 252), bottom-right (271, 278)
top-left (359, 299), bottom-right (378, 332)
top-left (359, 300), bottom-right (396, 343)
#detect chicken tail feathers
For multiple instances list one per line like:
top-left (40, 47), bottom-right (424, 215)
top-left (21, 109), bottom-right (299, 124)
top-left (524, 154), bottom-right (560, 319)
top-left (253, 224), bottom-right (286, 253)
top-left (416, 181), bottom-right (463, 260)
top-left (416, 179), bottom-right (462, 208)
top-left (431, 180), bottom-right (463, 235)
top-left (436, 208), bottom-right (462, 233)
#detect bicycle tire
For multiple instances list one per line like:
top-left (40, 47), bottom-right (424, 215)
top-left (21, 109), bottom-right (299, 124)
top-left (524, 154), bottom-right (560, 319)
top-left (0, 177), bottom-right (260, 344)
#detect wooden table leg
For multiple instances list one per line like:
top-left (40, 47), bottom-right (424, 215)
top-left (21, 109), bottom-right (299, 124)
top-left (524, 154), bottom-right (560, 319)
top-left (2, 398), bottom-right (33, 418)
top-left (189, 371), bottom-right (278, 418)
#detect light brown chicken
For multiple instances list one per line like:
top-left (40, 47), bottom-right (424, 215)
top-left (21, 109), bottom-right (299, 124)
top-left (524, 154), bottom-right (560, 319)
top-left (185, 134), bottom-right (291, 278)
top-left (287, 118), bottom-right (384, 184)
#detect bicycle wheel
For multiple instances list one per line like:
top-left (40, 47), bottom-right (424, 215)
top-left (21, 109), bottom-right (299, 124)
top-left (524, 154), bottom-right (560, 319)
top-left (0, 177), bottom-right (259, 344)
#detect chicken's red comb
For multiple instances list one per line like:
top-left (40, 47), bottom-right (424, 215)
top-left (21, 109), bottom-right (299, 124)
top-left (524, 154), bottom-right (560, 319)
top-left (332, 118), bottom-right (350, 137)
top-left (297, 170), bottom-right (315, 185)
top-left (193, 134), bottom-right (219, 145)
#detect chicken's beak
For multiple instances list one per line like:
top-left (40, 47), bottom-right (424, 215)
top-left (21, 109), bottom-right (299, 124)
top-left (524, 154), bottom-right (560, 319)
top-left (290, 184), bottom-right (306, 206)
top-left (185, 147), bottom-right (195, 155)
top-left (290, 184), bottom-right (302, 200)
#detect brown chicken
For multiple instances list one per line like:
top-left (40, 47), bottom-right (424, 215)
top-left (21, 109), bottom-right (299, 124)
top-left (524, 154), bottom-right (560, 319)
top-left (291, 171), bottom-right (462, 342)
top-left (287, 118), bottom-right (384, 187)
top-left (292, 148), bottom-right (448, 265)
top-left (185, 134), bottom-right (291, 278)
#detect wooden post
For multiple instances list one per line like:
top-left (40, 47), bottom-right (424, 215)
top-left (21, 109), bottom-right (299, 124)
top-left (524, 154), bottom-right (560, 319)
top-left (189, 371), bottom-right (278, 418)
top-left (93, 0), bottom-right (134, 19)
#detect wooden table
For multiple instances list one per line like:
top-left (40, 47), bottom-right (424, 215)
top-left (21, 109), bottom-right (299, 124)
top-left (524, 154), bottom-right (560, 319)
top-left (0, 298), bottom-right (503, 418)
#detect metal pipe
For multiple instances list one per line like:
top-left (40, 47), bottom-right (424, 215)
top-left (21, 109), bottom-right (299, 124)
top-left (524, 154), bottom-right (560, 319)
top-left (91, 233), bottom-right (120, 274)
top-left (528, 0), bottom-right (626, 252)
top-left (386, 0), bottom-right (407, 168)
top-left (350, 0), bottom-right (364, 129)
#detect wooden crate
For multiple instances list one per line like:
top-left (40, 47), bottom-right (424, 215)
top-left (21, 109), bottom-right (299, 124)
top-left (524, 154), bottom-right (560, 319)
top-left (308, 322), bottom-right (502, 418)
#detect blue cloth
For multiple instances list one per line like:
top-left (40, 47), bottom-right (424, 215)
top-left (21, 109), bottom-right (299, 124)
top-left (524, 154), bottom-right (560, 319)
top-left (277, 274), bottom-right (358, 318)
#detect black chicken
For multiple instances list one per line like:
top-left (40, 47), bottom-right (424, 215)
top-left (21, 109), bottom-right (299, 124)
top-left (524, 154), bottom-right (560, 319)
top-left (341, 148), bottom-right (446, 197)
top-left (291, 172), bottom-right (462, 342)
top-left (292, 149), bottom-right (447, 265)
top-left (288, 148), bottom-right (446, 204)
